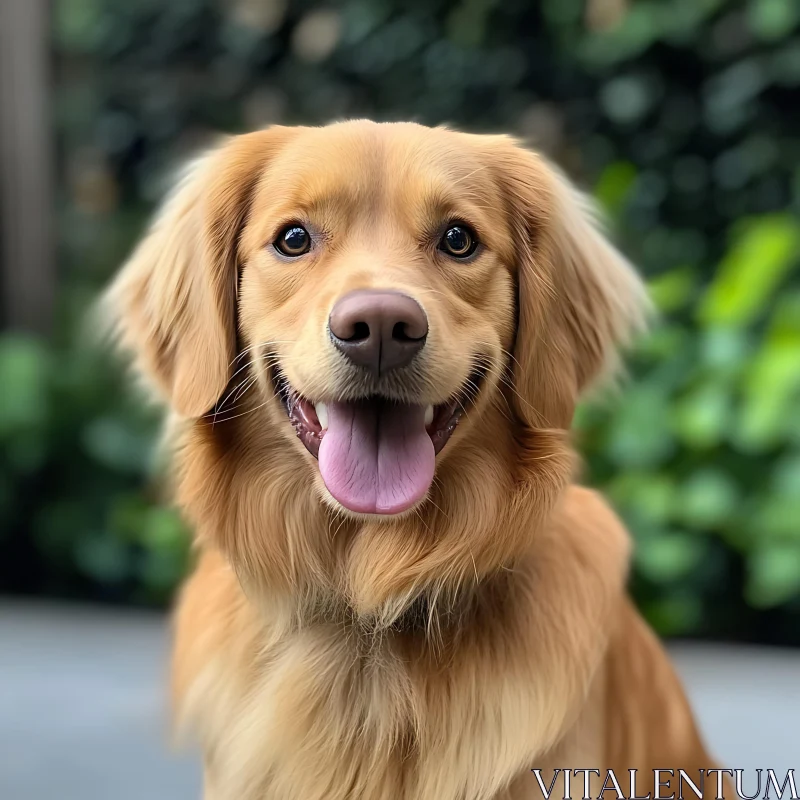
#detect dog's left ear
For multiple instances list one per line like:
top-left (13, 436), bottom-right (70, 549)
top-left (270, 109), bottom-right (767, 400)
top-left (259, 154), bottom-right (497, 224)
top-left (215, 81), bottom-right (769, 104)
top-left (486, 138), bottom-right (650, 429)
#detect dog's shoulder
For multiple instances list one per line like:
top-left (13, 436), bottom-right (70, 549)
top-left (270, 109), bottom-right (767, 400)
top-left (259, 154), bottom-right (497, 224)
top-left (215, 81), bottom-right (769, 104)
top-left (558, 483), bottom-right (628, 528)
top-left (543, 484), bottom-right (633, 575)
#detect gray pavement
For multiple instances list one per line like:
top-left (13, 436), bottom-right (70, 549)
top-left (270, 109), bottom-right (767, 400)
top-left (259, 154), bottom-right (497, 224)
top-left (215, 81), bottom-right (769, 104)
top-left (1, 601), bottom-right (797, 800)
top-left (0, 602), bottom-right (200, 800)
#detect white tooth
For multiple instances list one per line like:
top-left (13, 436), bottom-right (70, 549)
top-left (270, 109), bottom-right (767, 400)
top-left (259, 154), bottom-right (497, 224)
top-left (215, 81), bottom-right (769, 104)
top-left (424, 405), bottom-right (434, 427)
top-left (315, 402), bottom-right (328, 430)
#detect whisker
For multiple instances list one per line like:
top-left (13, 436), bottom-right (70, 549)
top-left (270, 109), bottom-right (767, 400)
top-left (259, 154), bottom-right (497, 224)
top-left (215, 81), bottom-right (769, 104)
top-left (229, 373), bottom-right (259, 407)
top-left (214, 359), bottom-right (258, 418)
top-left (206, 397), bottom-right (274, 425)
top-left (227, 339), bottom-right (297, 370)
top-left (470, 340), bottom-right (522, 371)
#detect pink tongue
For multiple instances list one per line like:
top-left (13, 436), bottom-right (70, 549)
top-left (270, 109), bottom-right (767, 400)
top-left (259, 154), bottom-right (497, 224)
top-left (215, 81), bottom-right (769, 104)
top-left (318, 400), bottom-right (435, 514)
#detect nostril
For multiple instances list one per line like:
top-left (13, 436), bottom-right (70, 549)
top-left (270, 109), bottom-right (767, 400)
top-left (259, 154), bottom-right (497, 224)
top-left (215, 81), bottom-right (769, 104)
top-left (392, 321), bottom-right (424, 342)
top-left (349, 321), bottom-right (370, 342)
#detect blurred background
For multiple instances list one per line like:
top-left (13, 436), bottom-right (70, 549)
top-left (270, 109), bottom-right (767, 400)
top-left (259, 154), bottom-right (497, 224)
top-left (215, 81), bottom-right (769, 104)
top-left (1, 0), bottom-right (798, 796)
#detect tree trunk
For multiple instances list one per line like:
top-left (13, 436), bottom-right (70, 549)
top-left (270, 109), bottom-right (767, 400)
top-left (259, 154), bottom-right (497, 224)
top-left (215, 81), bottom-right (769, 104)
top-left (0, 0), bottom-right (54, 334)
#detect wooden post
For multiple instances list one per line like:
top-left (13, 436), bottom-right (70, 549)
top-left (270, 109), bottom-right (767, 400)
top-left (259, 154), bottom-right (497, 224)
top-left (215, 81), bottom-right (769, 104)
top-left (0, 0), bottom-right (54, 334)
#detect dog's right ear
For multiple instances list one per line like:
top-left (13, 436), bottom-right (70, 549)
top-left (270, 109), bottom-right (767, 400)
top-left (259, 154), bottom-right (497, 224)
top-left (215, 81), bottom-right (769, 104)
top-left (102, 127), bottom-right (293, 417)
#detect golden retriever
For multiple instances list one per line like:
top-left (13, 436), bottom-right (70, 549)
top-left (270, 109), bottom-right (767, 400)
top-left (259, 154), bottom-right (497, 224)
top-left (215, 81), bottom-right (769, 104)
top-left (104, 120), bottom-right (722, 800)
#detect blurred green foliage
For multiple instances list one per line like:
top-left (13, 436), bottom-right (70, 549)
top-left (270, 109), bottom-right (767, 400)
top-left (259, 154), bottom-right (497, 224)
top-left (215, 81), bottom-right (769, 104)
top-left (0, 334), bottom-right (188, 604)
top-left (2, 0), bottom-right (799, 639)
top-left (578, 211), bottom-right (800, 638)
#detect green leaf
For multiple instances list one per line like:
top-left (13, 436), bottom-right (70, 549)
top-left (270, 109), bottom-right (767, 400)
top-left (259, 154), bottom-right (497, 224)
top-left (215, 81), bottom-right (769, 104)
top-left (699, 214), bottom-right (800, 326)
top-left (647, 266), bottom-right (697, 314)
top-left (140, 507), bottom-right (187, 552)
top-left (642, 592), bottom-right (703, 636)
top-left (772, 454), bottom-right (800, 496)
top-left (607, 472), bottom-right (677, 531)
top-left (737, 294), bottom-right (800, 449)
top-left (670, 381), bottom-right (733, 449)
top-left (0, 336), bottom-right (51, 436)
top-left (635, 531), bottom-right (708, 583)
top-left (748, 0), bottom-right (800, 41)
top-left (747, 543), bottom-right (800, 607)
top-left (699, 327), bottom-right (750, 373)
top-left (82, 415), bottom-right (156, 474)
top-left (75, 533), bottom-right (131, 584)
top-left (606, 385), bottom-right (675, 468)
top-left (138, 510), bottom-right (189, 594)
top-left (594, 161), bottom-right (637, 220)
top-left (677, 470), bottom-right (737, 529)
top-left (633, 324), bottom-right (690, 363)
top-left (53, 0), bottom-right (105, 53)
top-left (751, 496), bottom-right (800, 540)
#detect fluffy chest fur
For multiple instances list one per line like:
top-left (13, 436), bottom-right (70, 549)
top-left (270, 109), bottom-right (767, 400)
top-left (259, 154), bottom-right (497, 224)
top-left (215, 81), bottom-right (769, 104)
top-left (172, 488), bottom-right (629, 800)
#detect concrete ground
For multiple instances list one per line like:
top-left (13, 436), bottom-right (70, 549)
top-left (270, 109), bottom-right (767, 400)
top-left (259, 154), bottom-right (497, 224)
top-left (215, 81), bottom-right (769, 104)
top-left (1, 601), bottom-right (797, 800)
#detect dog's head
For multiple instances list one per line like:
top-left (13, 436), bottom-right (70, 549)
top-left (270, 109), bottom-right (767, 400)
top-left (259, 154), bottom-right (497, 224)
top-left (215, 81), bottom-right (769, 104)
top-left (105, 121), bottom-right (647, 612)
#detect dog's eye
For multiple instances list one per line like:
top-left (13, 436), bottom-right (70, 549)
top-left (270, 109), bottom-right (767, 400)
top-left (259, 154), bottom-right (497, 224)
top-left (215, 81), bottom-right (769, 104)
top-left (274, 225), bottom-right (311, 257)
top-left (439, 225), bottom-right (477, 258)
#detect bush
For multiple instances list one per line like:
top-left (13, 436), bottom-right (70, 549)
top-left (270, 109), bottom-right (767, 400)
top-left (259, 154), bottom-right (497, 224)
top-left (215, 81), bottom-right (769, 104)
top-left (0, 334), bottom-right (188, 605)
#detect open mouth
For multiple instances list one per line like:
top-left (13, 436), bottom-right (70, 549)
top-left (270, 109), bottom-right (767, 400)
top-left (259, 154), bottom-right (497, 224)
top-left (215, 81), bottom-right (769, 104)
top-left (273, 362), bottom-right (487, 515)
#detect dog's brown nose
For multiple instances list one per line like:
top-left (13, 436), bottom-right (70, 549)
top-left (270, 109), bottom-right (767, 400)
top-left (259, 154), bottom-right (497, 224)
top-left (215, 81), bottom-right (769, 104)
top-left (329, 290), bottom-right (428, 375)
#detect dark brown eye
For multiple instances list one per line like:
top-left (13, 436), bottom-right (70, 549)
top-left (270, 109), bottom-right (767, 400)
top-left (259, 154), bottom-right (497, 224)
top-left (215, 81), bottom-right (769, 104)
top-left (440, 224), bottom-right (477, 258)
top-left (275, 225), bottom-right (311, 257)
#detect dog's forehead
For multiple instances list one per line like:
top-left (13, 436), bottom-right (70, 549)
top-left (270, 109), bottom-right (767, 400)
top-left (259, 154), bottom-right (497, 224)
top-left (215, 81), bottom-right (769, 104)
top-left (258, 123), bottom-right (497, 211)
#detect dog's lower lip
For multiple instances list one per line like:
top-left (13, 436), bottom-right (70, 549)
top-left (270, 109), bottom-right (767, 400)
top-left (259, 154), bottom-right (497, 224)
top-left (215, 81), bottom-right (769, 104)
top-left (273, 363), bottom-right (487, 459)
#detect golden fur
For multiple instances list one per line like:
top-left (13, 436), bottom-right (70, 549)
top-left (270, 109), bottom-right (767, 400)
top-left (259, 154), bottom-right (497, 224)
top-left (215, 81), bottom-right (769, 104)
top-left (105, 120), bottom-right (722, 799)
